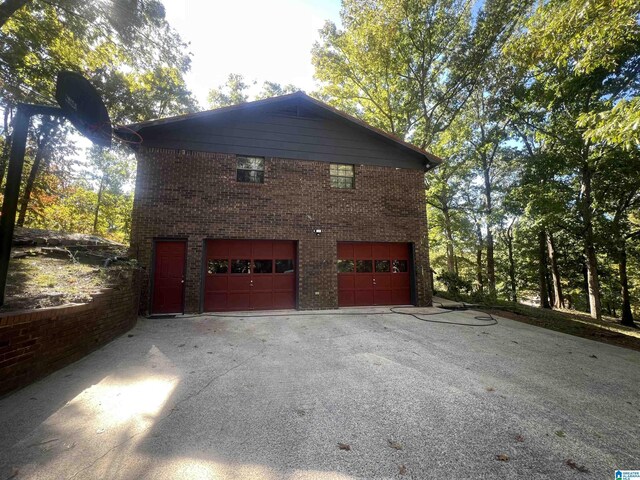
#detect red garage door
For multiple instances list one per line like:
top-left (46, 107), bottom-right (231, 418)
top-left (204, 240), bottom-right (296, 311)
top-left (337, 242), bottom-right (412, 307)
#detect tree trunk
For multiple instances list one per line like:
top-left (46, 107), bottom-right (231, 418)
top-left (619, 243), bottom-right (636, 327)
top-left (475, 222), bottom-right (483, 293)
top-left (0, 0), bottom-right (32, 27)
top-left (579, 163), bottom-right (602, 320)
top-left (16, 119), bottom-right (55, 226)
top-left (546, 269), bottom-right (555, 308)
top-left (486, 228), bottom-right (496, 297)
top-left (443, 206), bottom-right (455, 274)
top-left (538, 230), bottom-right (550, 309)
top-left (506, 225), bottom-right (516, 302)
top-left (546, 232), bottom-right (564, 309)
top-left (483, 165), bottom-right (496, 297)
top-left (93, 175), bottom-right (105, 233)
top-left (0, 108), bottom-right (12, 187)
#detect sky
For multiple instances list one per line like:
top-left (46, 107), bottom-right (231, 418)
top-left (161, 0), bottom-right (343, 106)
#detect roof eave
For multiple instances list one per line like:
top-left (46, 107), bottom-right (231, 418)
top-left (127, 91), bottom-right (445, 168)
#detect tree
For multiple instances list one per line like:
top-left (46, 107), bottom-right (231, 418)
top-left (207, 74), bottom-right (252, 108)
top-left (255, 81), bottom-right (298, 100)
top-left (312, 0), bottom-right (532, 148)
top-left (503, 0), bottom-right (640, 319)
top-left (87, 146), bottom-right (134, 235)
top-left (1, 0), bottom-right (197, 238)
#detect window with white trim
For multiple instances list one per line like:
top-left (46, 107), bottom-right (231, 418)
top-left (330, 163), bottom-right (354, 189)
top-left (237, 156), bottom-right (265, 183)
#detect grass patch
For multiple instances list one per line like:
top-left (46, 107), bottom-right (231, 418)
top-left (2, 254), bottom-right (130, 311)
top-left (435, 292), bottom-right (640, 352)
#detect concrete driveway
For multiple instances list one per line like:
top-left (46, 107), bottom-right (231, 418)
top-left (1, 307), bottom-right (639, 479)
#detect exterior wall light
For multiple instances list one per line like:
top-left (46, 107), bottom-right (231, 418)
top-left (313, 228), bottom-right (322, 236)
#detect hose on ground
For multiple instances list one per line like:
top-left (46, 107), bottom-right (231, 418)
top-left (150, 305), bottom-right (497, 327)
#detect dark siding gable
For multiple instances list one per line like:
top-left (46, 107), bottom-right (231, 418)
top-left (138, 108), bottom-right (427, 170)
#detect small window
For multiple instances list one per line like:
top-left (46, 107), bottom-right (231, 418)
top-left (356, 260), bottom-right (373, 273)
top-left (253, 260), bottom-right (273, 274)
top-left (275, 259), bottom-right (295, 273)
top-left (330, 163), bottom-right (354, 189)
top-left (375, 260), bottom-right (390, 273)
top-left (392, 260), bottom-right (408, 273)
top-left (237, 156), bottom-right (265, 183)
top-left (231, 259), bottom-right (251, 273)
top-left (337, 259), bottom-right (354, 273)
top-left (208, 259), bottom-right (228, 274)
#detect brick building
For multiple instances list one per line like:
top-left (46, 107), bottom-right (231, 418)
top-left (128, 92), bottom-right (441, 314)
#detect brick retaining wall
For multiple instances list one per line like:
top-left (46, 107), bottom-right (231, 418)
top-left (0, 270), bottom-right (140, 396)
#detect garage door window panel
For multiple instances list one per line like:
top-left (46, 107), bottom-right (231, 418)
top-left (337, 259), bottom-right (354, 273)
top-left (356, 260), bottom-right (373, 273)
top-left (231, 259), bottom-right (251, 274)
top-left (276, 259), bottom-right (295, 273)
top-left (392, 260), bottom-right (408, 273)
top-left (375, 260), bottom-right (390, 272)
top-left (208, 259), bottom-right (228, 274)
top-left (253, 260), bottom-right (273, 274)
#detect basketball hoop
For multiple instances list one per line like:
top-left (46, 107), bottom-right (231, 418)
top-left (55, 71), bottom-right (112, 147)
top-left (0, 71), bottom-right (116, 306)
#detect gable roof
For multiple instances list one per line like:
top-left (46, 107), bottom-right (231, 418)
top-left (127, 91), bottom-right (442, 170)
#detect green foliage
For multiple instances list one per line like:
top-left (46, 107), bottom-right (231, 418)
top-left (207, 73), bottom-right (252, 109)
top-left (437, 271), bottom-right (472, 297)
top-left (255, 81), bottom-right (299, 100)
top-left (314, 0), bottom-right (640, 322)
top-left (207, 74), bottom-right (300, 108)
top-left (0, 0), bottom-right (197, 244)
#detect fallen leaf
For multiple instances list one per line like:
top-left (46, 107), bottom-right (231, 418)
top-left (486, 387), bottom-right (495, 392)
top-left (515, 435), bottom-right (525, 443)
top-left (496, 454), bottom-right (509, 462)
top-left (399, 464), bottom-right (407, 475)
top-left (565, 459), bottom-right (589, 473)
top-left (338, 443), bottom-right (351, 451)
top-left (388, 439), bottom-right (403, 450)
top-left (555, 430), bottom-right (566, 438)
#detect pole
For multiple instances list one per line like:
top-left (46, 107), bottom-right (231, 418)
top-left (0, 103), bottom-right (64, 306)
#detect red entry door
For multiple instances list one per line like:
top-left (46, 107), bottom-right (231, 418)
top-left (152, 241), bottom-right (186, 314)
top-left (204, 240), bottom-right (297, 311)
top-left (337, 242), bottom-right (411, 307)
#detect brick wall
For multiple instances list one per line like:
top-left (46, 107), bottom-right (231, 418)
top-left (0, 271), bottom-right (139, 396)
top-left (130, 148), bottom-right (433, 312)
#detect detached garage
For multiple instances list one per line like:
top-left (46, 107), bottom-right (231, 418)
top-left (128, 92), bottom-right (440, 314)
